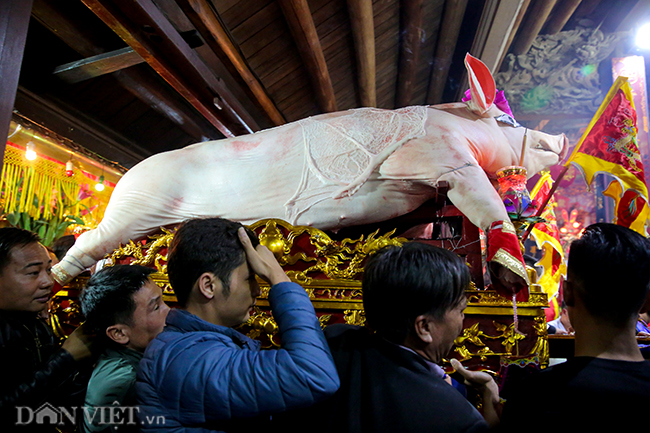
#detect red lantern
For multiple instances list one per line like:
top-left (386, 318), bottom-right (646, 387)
top-left (66, 160), bottom-right (74, 177)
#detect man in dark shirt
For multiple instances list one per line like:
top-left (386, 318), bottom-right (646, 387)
top-left (281, 242), bottom-right (497, 433)
top-left (0, 227), bottom-right (95, 431)
top-left (500, 223), bottom-right (650, 432)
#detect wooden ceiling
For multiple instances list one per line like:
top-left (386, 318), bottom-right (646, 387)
top-left (10, 0), bottom-right (650, 169)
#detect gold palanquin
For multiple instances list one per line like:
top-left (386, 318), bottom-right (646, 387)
top-left (53, 205), bottom-right (549, 374)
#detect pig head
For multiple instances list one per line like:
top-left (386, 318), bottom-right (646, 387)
top-left (52, 54), bottom-right (567, 296)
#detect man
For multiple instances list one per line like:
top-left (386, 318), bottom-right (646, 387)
top-left (281, 242), bottom-right (498, 432)
top-left (136, 218), bottom-right (339, 432)
top-left (546, 300), bottom-right (574, 334)
top-left (0, 227), bottom-right (94, 431)
top-left (500, 223), bottom-right (650, 432)
top-left (80, 264), bottom-right (170, 432)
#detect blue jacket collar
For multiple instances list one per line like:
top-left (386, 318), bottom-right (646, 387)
top-left (164, 309), bottom-right (259, 349)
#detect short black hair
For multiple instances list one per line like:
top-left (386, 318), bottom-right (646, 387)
top-left (52, 235), bottom-right (76, 261)
top-left (166, 218), bottom-right (259, 307)
top-left (80, 264), bottom-right (156, 334)
top-left (568, 223), bottom-right (650, 327)
top-left (362, 242), bottom-right (470, 344)
top-left (0, 227), bottom-right (41, 273)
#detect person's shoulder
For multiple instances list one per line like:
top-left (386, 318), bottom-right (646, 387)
top-left (91, 352), bottom-right (137, 384)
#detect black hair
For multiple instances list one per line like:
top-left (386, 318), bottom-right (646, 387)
top-left (166, 218), bottom-right (259, 307)
top-left (0, 227), bottom-right (41, 273)
top-left (568, 223), bottom-right (650, 327)
top-left (80, 264), bottom-right (156, 334)
top-left (52, 235), bottom-right (76, 261)
top-left (362, 242), bottom-right (470, 344)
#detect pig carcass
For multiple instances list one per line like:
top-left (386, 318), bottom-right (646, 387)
top-left (53, 55), bottom-right (567, 295)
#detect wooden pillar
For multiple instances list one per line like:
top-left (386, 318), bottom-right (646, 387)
top-left (0, 0), bottom-right (34, 172)
top-left (347, 0), bottom-right (376, 107)
top-left (396, 0), bottom-right (424, 107)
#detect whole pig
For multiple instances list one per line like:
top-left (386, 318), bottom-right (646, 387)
top-left (53, 55), bottom-right (567, 291)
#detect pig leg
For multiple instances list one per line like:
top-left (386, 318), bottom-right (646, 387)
top-left (52, 192), bottom-right (187, 284)
top-left (439, 162), bottom-right (529, 300)
top-left (438, 162), bottom-right (509, 230)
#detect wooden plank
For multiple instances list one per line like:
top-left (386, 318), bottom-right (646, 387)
top-left (0, 0), bottom-right (33, 166)
top-left (278, 0), bottom-right (338, 112)
top-left (81, 0), bottom-right (257, 136)
top-left (427, 0), bottom-right (469, 104)
top-left (176, 0), bottom-right (285, 125)
top-left (53, 47), bottom-right (143, 83)
top-left (220, 0), bottom-right (273, 29)
top-left (347, 0), bottom-right (376, 106)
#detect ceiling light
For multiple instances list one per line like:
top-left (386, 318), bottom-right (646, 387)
top-left (25, 141), bottom-right (37, 161)
top-left (95, 174), bottom-right (105, 192)
top-left (636, 22), bottom-right (650, 50)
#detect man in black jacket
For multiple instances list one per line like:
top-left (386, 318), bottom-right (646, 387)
top-left (499, 223), bottom-right (650, 432)
top-left (280, 242), bottom-right (497, 433)
top-left (0, 227), bottom-right (95, 431)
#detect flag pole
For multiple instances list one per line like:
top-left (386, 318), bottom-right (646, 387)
top-left (521, 166), bottom-right (568, 242)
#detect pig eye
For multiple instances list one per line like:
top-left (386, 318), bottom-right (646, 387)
top-left (494, 114), bottom-right (521, 128)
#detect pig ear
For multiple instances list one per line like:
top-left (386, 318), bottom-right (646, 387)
top-left (464, 53), bottom-right (496, 116)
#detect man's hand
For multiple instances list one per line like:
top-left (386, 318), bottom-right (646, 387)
top-left (238, 227), bottom-right (290, 286)
top-left (62, 323), bottom-right (96, 362)
top-left (450, 358), bottom-right (501, 427)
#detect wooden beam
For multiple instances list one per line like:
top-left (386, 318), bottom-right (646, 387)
top-left (278, 0), bottom-right (337, 113)
top-left (0, 0), bottom-right (33, 168)
top-left (346, 0), bottom-right (376, 107)
top-left (496, 0), bottom-right (530, 71)
top-left (80, 0), bottom-right (259, 137)
top-left (426, 0), bottom-right (469, 105)
top-left (456, 0), bottom-right (526, 101)
top-left (395, 0), bottom-right (424, 107)
top-left (32, 0), bottom-right (221, 142)
top-left (511, 0), bottom-right (558, 55)
top-left (544, 0), bottom-right (582, 34)
top-left (473, 0), bottom-right (527, 72)
top-left (176, 0), bottom-right (285, 126)
top-left (53, 47), bottom-right (143, 83)
top-left (14, 86), bottom-right (152, 168)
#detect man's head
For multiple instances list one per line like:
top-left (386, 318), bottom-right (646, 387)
top-left (363, 242), bottom-right (470, 362)
top-left (167, 218), bottom-right (261, 327)
top-left (0, 227), bottom-right (54, 312)
top-left (80, 265), bottom-right (169, 352)
top-left (52, 235), bottom-right (75, 262)
top-left (566, 223), bottom-right (650, 329)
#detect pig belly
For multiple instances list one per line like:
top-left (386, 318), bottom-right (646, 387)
top-left (293, 176), bottom-right (433, 229)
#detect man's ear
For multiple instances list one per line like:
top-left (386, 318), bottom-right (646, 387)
top-left (413, 315), bottom-right (434, 344)
top-left (197, 272), bottom-right (220, 300)
top-left (564, 279), bottom-right (575, 307)
top-left (106, 324), bottom-right (130, 346)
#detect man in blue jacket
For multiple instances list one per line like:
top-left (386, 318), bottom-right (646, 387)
top-left (136, 218), bottom-right (339, 432)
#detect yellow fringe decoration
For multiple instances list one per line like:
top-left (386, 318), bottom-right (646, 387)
top-left (2, 146), bottom-right (80, 221)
